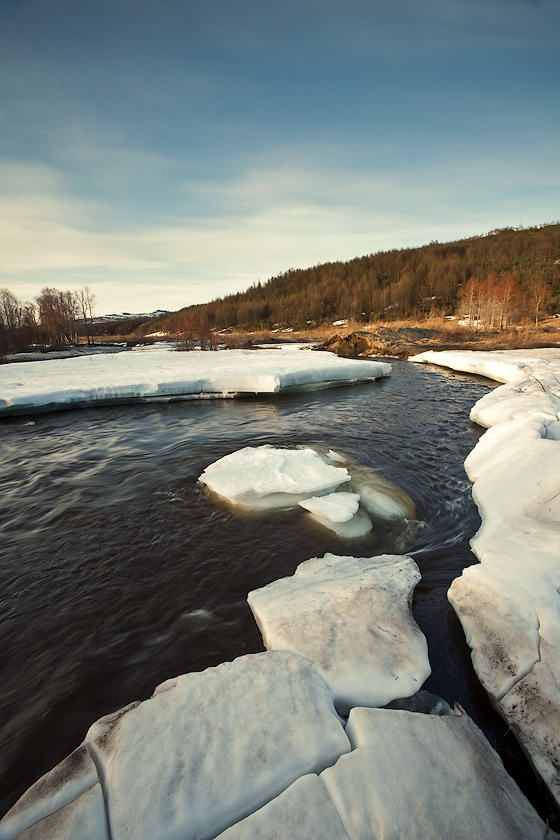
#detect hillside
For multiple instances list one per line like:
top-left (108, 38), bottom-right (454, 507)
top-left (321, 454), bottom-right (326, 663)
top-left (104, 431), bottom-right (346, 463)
top-left (147, 224), bottom-right (559, 335)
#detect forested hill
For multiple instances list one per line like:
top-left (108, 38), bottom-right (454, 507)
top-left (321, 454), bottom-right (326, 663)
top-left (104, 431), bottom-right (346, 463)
top-left (155, 224), bottom-right (560, 333)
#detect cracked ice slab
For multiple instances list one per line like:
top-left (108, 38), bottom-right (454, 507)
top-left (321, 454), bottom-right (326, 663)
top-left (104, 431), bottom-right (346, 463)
top-left (89, 651), bottom-right (349, 840)
top-left (248, 554), bottom-right (431, 712)
top-left (214, 774), bottom-right (351, 840)
top-left (411, 348), bottom-right (560, 805)
top-left (0, 345), bottom-right (391, 416)
top-left (1, 652), bottom-right (350, 840)
top-left (320, 705), bottom-right (552, 840)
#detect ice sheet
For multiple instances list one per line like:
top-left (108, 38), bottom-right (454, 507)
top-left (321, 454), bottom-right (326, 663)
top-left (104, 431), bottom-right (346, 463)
top-left (2, 652), bottom-right (350, 840)
top-left (298, 492), bottom-right (361, 522)
top-left (13, 786), bottom-right (108, 840)
top-left (248, 553), bottom-right (431, 711)
top-left (214, 774), bottom-right (351, 840)
top-left (411, 348), bottom-right (560, 805)
top-left (320, 706), bottom-right (551, 840)
top-left (0, 346), bottom-right (391, 416)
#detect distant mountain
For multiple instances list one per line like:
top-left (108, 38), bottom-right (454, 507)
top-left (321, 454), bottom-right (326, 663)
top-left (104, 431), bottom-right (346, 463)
top-left (93, 309), bottom-right (171, 323)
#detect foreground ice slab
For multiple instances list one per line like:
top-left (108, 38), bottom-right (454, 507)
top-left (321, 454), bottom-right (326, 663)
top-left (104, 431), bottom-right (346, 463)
top-left (412, 348), bottom-right (560, 806)
top-left (248, 554), bottom-right (431, 711)
top-left (320, 706), bottom-right (552, 840)
top-left (0, 346), bottom-right (391, 416)
top-left (1, 652), bottom-right (350, 840)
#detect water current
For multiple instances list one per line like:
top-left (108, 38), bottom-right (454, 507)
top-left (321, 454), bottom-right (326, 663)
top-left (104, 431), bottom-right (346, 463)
top-left (0, 357), bottom-right (551, 817)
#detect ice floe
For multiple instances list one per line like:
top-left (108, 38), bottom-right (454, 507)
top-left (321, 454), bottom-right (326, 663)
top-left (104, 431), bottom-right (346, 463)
top-left (215, 704), bottom-right (552, 840)
top-left (198, 445), bottom-right (350, 509)
top-left (248, 553), bottom-right (431, 711)
top-left (0, 652), bottom-right (350, 840)
top-left (411, 348), bottom-right (560, 806)
top-left (0, 345), bottom-right (391, 416)
top-left (214, 774), bottom-right (351, 840)
top-left (199, 445), bottom-right (417, 537)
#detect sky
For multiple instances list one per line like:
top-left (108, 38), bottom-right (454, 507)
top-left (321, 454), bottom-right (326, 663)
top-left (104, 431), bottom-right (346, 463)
top-left (1, 0), bottom-right (559, 316)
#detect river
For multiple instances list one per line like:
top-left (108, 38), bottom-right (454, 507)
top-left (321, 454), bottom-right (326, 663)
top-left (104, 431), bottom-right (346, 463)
top-left (0, 357), bottom-right (550, 817)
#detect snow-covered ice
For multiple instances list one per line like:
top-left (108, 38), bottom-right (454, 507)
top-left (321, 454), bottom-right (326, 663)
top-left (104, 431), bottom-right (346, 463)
top-left (298, 492), bottom-right (361, 522)
top-left (9, 787), bottom-right (107, 840)
top-left (297, 492), bottom-right (374, 537)
top-left (0, 745), bottom-right (104, 840)
top-left (199, 445), bottom-right (417, 537)
top-left (0, 651), bottom-right (350, 840)
top-left (411, 348), bottom-right (560, 805)
top-left (248, 554), bottom-right (431, 711)
top-left (320, 705), bottom-right (552, 840)
top-left (214, 774), bottom-right (351, 840)
top-left (0, 345), bottom-right (391, 416)
top-left (198, 445), bottom-right (350, 508)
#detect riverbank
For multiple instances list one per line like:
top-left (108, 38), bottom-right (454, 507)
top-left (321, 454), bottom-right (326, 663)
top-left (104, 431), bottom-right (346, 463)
top-left (317, 319), bottom-right (560, 359)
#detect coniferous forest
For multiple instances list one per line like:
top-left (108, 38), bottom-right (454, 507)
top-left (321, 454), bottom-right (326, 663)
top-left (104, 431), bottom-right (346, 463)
top-left (156, 223), bottom-right (560, 334)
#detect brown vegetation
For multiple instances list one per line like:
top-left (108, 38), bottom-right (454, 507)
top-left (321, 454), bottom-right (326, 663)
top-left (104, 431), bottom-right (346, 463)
top-left (149, 223), bottom-right (559, 335)
top-left (317, 317), bottom-right (560, 359)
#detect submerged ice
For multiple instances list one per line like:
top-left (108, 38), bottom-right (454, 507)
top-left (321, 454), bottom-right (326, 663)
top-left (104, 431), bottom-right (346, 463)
top-left (198, 445), bottom-right (417, 537)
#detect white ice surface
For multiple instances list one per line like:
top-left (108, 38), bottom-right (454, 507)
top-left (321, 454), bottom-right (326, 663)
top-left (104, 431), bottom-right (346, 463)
top-left (320, 706), bottom-right (551, 840)
top-left (14, 786), bottom-right (108, 840)
top-left (198, 446), bottom-right (350, 507)
top-left (214, 774), bottom-right (351, 840)
top-left (248, 554), bottom-right (431, 711)
top-left (411, 348), bottom-right (560, 805)
top-left (199, 445), bottom-right (417, 538)
top-left (2, 651), bottom-right (350, 840)
top-left (86, 651), bottom-right (349, 840)
top-left (0, 345), bottom-right (391, 415)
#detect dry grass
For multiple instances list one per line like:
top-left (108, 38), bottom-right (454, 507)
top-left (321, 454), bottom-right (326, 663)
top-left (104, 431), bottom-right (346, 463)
top-left (86, 316), bottom-right (560, 357)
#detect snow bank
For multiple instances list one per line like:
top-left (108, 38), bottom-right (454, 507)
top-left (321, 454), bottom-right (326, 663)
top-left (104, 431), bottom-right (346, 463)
top-left (0, 652), bottom-right (350, 840)
top-left (248, 553), bottom-right (431, 711)
top-left (199, 445), bottom-right (417, 537)
top-left (411, 348), bottom-right (560, 805)
top-left (0, 346), bottom-right (391, 416)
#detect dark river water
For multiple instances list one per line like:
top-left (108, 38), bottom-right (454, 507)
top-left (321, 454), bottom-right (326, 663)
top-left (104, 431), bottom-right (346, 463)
top-left (0, 357), bottom-right (553, 819)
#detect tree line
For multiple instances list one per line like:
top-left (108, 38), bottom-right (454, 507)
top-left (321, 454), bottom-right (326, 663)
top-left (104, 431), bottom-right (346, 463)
top-left (0, 286), bottom-right (96, 355)
top-left (148, 223), bottom-right (559, 334)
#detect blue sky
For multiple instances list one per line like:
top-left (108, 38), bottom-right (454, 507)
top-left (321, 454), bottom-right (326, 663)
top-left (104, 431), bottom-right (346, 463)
top-left (1, 0), bottom-right (558, 315)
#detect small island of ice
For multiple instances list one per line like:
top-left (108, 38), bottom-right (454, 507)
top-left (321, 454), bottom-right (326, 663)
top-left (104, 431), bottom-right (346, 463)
top-left (198, 445), bottom-right (417, 537)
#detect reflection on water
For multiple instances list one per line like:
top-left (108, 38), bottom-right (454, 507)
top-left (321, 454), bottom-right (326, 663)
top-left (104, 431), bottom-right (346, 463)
top-left (0, 359), bottom-right (550, 817)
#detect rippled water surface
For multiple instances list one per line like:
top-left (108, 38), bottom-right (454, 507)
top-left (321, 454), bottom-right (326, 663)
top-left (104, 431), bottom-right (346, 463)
top-left (0, 357), bottom-right (549, 816)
